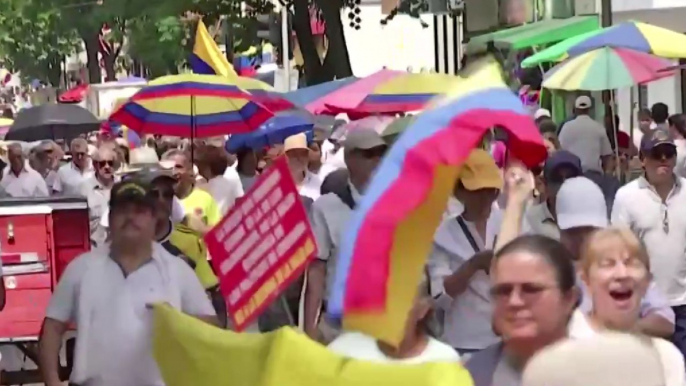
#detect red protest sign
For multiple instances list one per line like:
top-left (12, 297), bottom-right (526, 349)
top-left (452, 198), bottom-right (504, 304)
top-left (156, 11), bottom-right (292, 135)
top-left (205, 156), bottom-right (317, 331)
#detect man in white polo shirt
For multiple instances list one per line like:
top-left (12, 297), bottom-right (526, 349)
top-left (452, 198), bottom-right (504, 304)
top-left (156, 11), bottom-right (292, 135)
top-left (559, 96), bottom-right (613, 173)
top-left (612, 128), bottom-right (686, 357)
top-left (38, 177), bottom-right (216, 386)
top-left (53, 138), bottom-right (94, 196)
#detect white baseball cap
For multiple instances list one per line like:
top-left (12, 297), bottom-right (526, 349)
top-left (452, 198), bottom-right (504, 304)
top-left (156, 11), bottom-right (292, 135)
top-left (575, 95), bottom-right (592, 109)
top-left (555, 176), bottom-right (608, 230)
top-left (534, 108), bottom-right (551, 120)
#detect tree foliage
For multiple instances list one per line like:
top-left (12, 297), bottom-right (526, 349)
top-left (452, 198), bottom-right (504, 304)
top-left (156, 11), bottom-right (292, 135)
top-left (0, 0), bottom-right (80, 86)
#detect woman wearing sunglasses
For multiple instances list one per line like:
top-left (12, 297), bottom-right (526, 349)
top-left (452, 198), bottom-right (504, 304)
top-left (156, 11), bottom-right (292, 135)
top-left (465, 235), bottom-right (578, 386)
top-left (569, 227), bottom-right (684, 386)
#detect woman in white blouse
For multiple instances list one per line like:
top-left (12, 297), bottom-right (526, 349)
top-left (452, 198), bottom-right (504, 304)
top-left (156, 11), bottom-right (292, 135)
top-left (569, 227), bottom-right (685, 386)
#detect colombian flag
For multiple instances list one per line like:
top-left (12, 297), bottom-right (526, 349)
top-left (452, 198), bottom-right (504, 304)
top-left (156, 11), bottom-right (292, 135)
top-left (329, 58), bottom-right (548, 346)
top-left (189, 20), bottom-right (238, 78)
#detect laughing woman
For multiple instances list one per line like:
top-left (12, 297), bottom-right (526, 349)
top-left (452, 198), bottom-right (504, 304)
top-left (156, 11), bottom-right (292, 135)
top-left (569, 227), bottom-right (685, 386)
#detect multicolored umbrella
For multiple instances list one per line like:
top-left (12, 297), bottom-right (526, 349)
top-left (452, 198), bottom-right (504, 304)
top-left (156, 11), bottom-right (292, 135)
top-left (310, 69), bottom-right (462, 115)
top-left (522, 21), bottom-right (686, 68)
top-left (109, 74), bottom-right (276, 138)
top-left (328, 58), bottom-right (546, 346)
top-left (233, 76), bottom-right (296, 112)
top-left (542, 47), bottom-right (676, 91)
top-left (225, 112), bottom-right (314, 152)
top-left (284, 77), bottom-right (358, 110)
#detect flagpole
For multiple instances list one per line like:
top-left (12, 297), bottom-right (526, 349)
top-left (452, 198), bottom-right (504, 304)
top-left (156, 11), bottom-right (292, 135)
top-left (281, 6), bottom-right (290, 91)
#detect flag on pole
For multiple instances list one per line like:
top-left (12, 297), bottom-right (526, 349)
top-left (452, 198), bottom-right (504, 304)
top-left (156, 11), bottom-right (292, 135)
top-left (189, 20), bottom-right (238, 78)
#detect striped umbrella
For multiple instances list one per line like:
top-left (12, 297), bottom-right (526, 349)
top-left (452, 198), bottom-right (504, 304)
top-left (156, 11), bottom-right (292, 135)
top-left (311, 70), bottom-right (462, 115)
top-left (542, 47), bottom-right (675, 91)
top-left (109, 74), bottom-right (278, 138)
top-left (523, 21), bottom-right (686, 68)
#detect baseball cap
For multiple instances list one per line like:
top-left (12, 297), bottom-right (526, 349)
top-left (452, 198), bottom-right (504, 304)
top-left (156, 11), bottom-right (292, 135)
top-left (109, 178), bottom-right (155, 209)
top-left (575, 95), bottom-right (592, 109)
top-left (543, 150), bottom-right (582, 181)
top-left (342, 129), bottom-right (386, 152)
top-left (534, 108), bottom-right (551, 120)
top-left (523, 333), bottom-right (666, 386)
top-left (555, 176), bottom-right (608, 230)
top-left (284, 133), bottom-right (308, 152)
top-left (458, 149), bottom-right (503, 191)
top-left (640, 128), bottom-right (675, 153)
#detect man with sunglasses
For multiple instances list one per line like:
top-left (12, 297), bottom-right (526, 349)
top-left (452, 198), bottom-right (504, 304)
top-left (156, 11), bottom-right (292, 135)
top-left (612, 128), bottom-right (686, 358)
top-left (136, 168), bottom-right (227, 328)
top-left (304, 129), bottom-right (387, 342)
top-left (79, 147), bottom-right (119, 247)
top-left (53, 138), bottom-right (94, 196)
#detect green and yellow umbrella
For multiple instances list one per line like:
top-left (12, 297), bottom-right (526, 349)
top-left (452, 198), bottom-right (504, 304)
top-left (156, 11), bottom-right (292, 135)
top-left (542, 47), bottom-right (675, 91)
top-left (523, 21), bottom-right (686, 68)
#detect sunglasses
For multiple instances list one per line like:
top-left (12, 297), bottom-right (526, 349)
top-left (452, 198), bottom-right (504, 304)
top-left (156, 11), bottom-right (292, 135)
top-left (96, 160), bottom-right (115, 168)
top-left (150, 188), bottom-right (175, 200)
top-left (649, 146), bottom-right (677, 160)
top-left (490, 283), bottom-right (557, 303)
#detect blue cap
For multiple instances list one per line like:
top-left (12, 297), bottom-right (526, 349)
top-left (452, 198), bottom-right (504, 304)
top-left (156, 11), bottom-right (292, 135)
top-left (543, 150), bottom-right (582, 181)
top-left (640, 128), bottom-right (675, 153)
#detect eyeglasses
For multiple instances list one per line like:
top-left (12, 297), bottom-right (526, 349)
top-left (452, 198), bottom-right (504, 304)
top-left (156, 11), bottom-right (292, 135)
top-left (96, 160), bottom-right (115, 168)
top-left (150, 189), bottom-right (175, 200)
top-left (490, 283), bottom-right (557, 303)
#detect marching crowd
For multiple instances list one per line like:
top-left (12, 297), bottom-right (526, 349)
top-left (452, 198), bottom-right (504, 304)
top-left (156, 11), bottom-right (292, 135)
top-left (0, 94), bottom-right (681, 385)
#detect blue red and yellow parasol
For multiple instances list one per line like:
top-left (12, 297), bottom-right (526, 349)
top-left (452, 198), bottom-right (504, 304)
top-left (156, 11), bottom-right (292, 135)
top-left (109, 74), bottom-right (277, 138)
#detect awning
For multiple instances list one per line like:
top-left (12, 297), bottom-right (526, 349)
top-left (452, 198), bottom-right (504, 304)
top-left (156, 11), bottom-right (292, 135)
top-left (465, 15), bottom-right (600, 55)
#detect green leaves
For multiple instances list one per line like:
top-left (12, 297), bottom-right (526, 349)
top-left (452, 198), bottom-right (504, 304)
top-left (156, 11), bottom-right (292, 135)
top-left (0, 0), bottom-right (80, 85)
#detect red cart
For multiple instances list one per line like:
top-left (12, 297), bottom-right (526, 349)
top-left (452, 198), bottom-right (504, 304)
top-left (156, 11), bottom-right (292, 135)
top-left (0, 197), bottom-right (90, 385)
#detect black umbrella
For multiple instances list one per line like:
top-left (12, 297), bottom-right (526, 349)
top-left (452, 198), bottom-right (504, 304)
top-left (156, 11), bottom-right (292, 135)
top-left (5, 104), bottom-right (100, 142)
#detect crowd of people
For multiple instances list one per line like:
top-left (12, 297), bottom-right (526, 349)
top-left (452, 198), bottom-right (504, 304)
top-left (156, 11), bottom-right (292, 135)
top-left (0, 94), bottom-right (678, 385)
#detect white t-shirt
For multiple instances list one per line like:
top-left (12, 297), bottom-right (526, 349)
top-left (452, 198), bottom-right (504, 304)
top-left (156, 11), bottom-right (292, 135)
top-left (53, 161), bottom-right (94, 195)
top-left (0, 167), bottom-right (49, 198)
top-left (205, 175), bottom-right (242, 216)
top-left (328, 332), bottom-right (459, 364)
top-left (568, 311), bottom-right (686, 386)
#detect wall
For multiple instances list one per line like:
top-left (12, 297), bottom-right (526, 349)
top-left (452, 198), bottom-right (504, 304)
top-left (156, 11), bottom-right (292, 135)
top-left (344, 1), bottom-right (436, 76)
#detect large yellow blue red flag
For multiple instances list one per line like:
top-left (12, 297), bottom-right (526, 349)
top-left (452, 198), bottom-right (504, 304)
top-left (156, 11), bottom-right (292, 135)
top-left (190, 20), bottom-right (238, 78)
top-left (328, 58), bottom-right (548, 346)
top-left (151, 304), bottom-right (473, 386)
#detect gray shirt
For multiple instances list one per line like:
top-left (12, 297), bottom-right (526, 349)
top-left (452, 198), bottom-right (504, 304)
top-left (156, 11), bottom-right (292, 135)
top-left (559, 115), bottom-right (613, 173)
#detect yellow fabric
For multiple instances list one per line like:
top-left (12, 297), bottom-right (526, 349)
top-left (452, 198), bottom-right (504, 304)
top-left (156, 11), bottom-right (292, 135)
top-left (152, 304), bottom-right (474, 386)
top-left (168, 223), bottom-right (218, 289)
top-left (459, 149), bottom-right (503, 191)
top-left (193, 20), bottom-right (239, 78)
top-left (636, 22), bottom-right (686, 59)
top-left (181, 188), bottom-right (222, 227)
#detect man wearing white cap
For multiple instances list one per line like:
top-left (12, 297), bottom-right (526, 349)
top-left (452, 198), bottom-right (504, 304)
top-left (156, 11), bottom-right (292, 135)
top-left (558, 96), bottom-right (613, 174)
